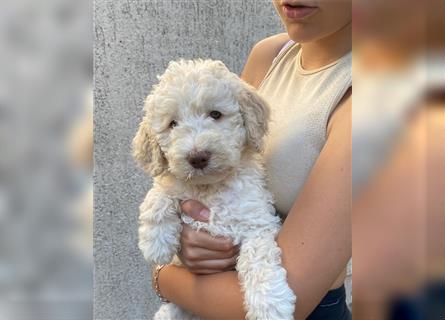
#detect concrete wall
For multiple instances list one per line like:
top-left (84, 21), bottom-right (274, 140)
top-left (94, 1), bottom-right (283, 319)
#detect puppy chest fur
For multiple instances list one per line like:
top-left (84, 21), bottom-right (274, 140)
top-left (158, 152), bottom-right (281, 245)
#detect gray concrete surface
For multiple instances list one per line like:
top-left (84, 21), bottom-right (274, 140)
top-left (94, 1), bottom-right (283, 319)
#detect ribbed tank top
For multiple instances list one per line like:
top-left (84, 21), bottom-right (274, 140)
top-left (258, 41), bottom-right (352, 215)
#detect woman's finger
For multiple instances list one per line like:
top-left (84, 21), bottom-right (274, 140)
top-left (191, 268), bottom-right (237, 275)
top-left (190, 232), bottom-right (235, 252)
top-left (180, 199), bottom-right (210, 222)
top-left (189, 269), bottom-right (222, 275)
top-left (182, 224), bottom-right (235, 252)
top-left (181, 244), bottom-right (240, 261)
top-left (188, 256), bottom-right (238, 271)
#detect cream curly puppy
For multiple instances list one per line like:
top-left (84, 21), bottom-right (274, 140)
top-left (133, 59), bottom-right (296, 320)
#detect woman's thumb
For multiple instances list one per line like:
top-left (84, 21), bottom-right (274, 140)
top-left (180, 199), bottom-right (210, 222)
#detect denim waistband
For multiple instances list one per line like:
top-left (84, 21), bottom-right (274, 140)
top-left (306, 285), bottom-right (351, 320)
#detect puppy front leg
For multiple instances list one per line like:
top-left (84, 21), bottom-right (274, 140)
top-left (138, 186), bottom-right (181, 264)
top-left (237, 234), bottom-right (296, 320)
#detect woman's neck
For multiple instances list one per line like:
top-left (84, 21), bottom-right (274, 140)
top-left (300, 22), bottom-right (352, 70)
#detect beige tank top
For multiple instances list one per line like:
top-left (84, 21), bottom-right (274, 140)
top-left (259, 41), bottom-right (352, 215)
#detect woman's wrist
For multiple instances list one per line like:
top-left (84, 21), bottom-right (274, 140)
top-left (152, 264), bottom-right (170, 303)
top-left (151, 263), bottom-right (246, 319)
top-left (152, 264), bottom-right (200, 308)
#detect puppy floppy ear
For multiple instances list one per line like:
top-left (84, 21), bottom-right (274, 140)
top-left (237, 82), bottom-right (270, 151)
top-left (132, 115), bottom-right (167, 177)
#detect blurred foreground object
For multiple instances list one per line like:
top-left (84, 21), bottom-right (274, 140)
top-left (0, 0), bottom-right (92, 319)
top-left (352, 0), bottom-right (445, 318)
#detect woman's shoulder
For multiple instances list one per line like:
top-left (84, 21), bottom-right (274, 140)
top-left (327, 87), bottom-right (351, 138)
top-left (241, 33), bottom-right (291, 89)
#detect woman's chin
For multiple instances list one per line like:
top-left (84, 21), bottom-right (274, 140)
top-left (285, 25), bottom-right (319, 43)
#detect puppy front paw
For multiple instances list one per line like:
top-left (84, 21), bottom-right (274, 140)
top-left (138, 220), bottom-right (182, 264)
top-left (139, 239), bottom-right (177, 265)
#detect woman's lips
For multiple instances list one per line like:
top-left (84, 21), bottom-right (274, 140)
top-left (282, 4), bottom-right (318, 19)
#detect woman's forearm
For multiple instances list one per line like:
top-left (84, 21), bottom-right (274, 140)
top-left (159, 265), bottom-right (245, 320)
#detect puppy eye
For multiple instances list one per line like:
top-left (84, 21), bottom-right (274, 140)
top-left (169, 120), bottom-right (178, 128)
top-left (209, 111), bottom-right (222, 120)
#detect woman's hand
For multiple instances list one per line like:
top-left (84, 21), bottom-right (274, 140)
top-left (179, 200), bottom-right (239, 274)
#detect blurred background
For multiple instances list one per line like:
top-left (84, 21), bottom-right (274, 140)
top-left (0, 0), bottom-right (92, 319)
top-left (0, 0), bottom-right (444, 319)
top-left (352, 0), bottom-right (445, 318)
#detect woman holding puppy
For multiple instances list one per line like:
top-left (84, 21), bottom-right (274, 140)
top-left (153, 1), bottom-right (352, 319)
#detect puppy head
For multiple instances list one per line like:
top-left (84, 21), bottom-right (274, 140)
top-left (133, 59), bottom-right (269, 184)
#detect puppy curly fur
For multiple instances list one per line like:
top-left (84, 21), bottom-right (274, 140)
top-left (133, 59), bottom-right (296, 320)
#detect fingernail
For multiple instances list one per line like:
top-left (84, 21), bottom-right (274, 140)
top-left (199, 209), bottom-right (210, 219)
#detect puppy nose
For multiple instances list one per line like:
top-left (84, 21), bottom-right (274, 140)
top-left (187, 151), bottom-right (211, 169)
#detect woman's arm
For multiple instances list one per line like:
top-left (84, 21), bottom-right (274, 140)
top-left (278, 95), bottom-right (352, 318)
top-left (158, 265), bottom-right (245, 320)
top-left (157, 95), bottom-right (352, 319)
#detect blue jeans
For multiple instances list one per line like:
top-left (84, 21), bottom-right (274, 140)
top-left (306, 285), bottom-right (351, 320)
